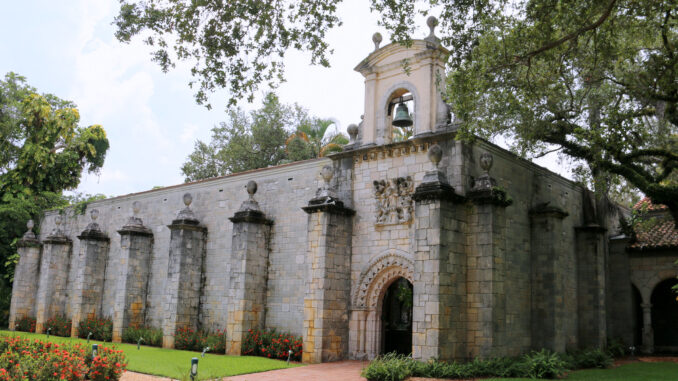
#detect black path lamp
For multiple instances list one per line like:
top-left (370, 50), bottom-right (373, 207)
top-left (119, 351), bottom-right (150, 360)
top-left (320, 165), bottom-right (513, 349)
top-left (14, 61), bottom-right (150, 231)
top-left (201, 346), bottom-right (210, 358)
top-left (287, 349), bottom-right (293, 365)
top-left (190, 357), bottom-right (199, 380)
top-left (137, 337), bottom-right (145, 350)
top-left (87, 332), bottom-right (92, 343)
top-left (92, 344), bottom-right (98, 358)
top-left (46, 327), bottom-right (51, 338)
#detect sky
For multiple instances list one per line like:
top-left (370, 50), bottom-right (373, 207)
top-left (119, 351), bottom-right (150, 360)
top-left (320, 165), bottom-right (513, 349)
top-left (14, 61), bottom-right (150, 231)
top-left (0, 0), bottom-right (565, 198)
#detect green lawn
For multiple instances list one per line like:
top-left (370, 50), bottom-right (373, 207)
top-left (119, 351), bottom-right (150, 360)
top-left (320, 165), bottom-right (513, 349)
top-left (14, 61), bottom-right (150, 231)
top-left (487, 361), bottom-right (678, 381)
top-left (0, 330), bottom-right (301, 380)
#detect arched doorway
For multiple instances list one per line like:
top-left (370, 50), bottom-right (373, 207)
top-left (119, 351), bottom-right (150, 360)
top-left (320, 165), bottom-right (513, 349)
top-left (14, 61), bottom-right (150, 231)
top-left (381, 277), bottom-right (413, 355)
top-left (350, 250), bottom-right (414, 359)
top-left (651, 278), bottom-right (678, 353)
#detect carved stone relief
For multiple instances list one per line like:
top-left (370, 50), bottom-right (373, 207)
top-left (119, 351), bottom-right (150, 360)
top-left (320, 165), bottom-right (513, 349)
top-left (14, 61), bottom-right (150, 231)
top-left (373, 176), bottom-right (414, 225)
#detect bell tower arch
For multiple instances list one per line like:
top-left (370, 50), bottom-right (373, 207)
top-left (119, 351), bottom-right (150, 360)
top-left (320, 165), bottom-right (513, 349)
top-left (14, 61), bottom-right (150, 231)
top-left (354, 17), bottom-right (450, 146)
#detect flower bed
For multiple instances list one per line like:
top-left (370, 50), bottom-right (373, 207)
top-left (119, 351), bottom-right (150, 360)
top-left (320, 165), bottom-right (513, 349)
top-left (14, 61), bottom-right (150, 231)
top-left (242, 329), bottom-right (302, 361)
top-left (175, 327), bottom-right (226, 353)
top-left (14, 316), bottom-right (36, 333)
top-left (77, 316), bottom-right (113, 342)
top-left (0, 336), bottom-right (126, 380)
top-left (45, 315), bottom-right (72, 337)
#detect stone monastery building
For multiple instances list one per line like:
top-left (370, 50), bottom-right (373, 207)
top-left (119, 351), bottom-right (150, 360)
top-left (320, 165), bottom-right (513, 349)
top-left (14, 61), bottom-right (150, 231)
top-left (9, 19), bottom-right (678, 363)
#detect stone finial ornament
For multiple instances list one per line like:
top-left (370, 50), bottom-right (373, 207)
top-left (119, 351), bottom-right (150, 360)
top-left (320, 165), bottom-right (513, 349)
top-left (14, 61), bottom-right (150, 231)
top-left (238, 180), bottom-right (261, 212)
top-left (321, 165), bottom-right (334, 185)
top-left (424, 16), bottom-right (440, 44)
top-left (84, 208), bottom-right (102, 232)
top-left (175, 192), bottom-right (198, 222)
top-left (479, 152), bottom-right (493, 174)
top-left (132, 201), bottom-right (141, 217)
top-left (313, 165), bottom-right (338, 201)
top-left (372, 32), bottom-right (383, 51)
top-left (427, 144), bottom-right (443, 169)
top-left (347, 124), bottom-right (359, 144)
top-left (50, 214), bottom-right (65, 237)
top-left (23, 219), bottom-right (36, 240)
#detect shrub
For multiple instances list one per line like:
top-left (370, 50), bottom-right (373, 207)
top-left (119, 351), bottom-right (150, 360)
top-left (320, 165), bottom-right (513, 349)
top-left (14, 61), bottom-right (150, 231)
top-left (0, 335), bottom-right (126, 380)
top-left (523, 349), bottom-right (568, 379)
top-left (77, 316), bottom-right (113, 342)
top-left (122, 324), bottom-right (163, 347)
top-left (242, 328), bottom-right (303, 361)
top-left (174, 327), bottom-right (227, 354)
top-left (563, 348), bottom-right (613, 369)
top-left (606, 338), bottom-right (627, 358)
top-left (14, 315), bottom-right (36, 333)
top-left (361, 352), bottom-right (413, 381)
top-left (45, 315), bottom-right (72, 337)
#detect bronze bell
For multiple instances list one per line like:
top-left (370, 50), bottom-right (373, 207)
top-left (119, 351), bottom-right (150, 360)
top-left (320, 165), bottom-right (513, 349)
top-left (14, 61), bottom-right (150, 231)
top-left (392, 102), bottom-right (413, 127)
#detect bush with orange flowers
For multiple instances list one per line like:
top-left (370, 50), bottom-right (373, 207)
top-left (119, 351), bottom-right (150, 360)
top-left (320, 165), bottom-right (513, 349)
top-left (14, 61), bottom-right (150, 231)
top-left (0, 336), bottom-right (126, 380)
top-left (45, 315), bottom-right (72, 337)
top-left (14, 316), bottom-right (36, 333)
top-left (242, 328), bottom-right (302, 361)
top-left (174, 326), bottom-right (226, 353)
top-left (77, 316), bottom-right (113, 342)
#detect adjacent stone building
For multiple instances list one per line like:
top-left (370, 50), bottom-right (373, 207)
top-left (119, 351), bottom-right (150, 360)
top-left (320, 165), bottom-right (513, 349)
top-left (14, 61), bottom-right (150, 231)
top-left (9, 19), bottom-right (678, 362)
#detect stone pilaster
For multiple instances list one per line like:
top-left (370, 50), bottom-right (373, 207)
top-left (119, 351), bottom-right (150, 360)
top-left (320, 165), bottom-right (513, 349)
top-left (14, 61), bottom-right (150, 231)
top-left (301, 165), bottom-right (354, 363)
top-left (466, 152), bottom-right (511, 358)
top-left (9, 221), bottom-right (41, 330)
top-left (411, 144), bottom-right (467, 361)
top-left (529, 204), bottom-right (569, 352)
top-left (226, 181), bottom-right (272, 355)
top-left (112, 202), bottom-right (153, 343)
top-left (606, 235), bottom-right (633, 346)
top-left (71, 209), bottom-right (110, 337)
top-left (641, 303), bottom-right (654, 354)
top-left (575, 224), bottom-right (607, 348)
top-left (162, 193), bottom-right (207, 349)
top-left (35, 216), bottom-right (72, 334)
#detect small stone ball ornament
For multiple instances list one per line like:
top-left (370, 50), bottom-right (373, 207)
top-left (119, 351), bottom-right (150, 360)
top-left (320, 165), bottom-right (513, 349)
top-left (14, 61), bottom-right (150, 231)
top-left (321, 165), bottom-right (334, 184)
top-left (479, 152), bottom-right (493, 174)
top-left (246, 180), bottom-right (258, 196)
top-left (372, 32), bottom-right (383, 50)
top-left (427, 16), bottom-right (438, 30)
top-left (90, 209), bottom-right (99, 221)
top-left (54, 214), bottom-right (63, 227)
top-left (183, 193), bottom-right (193, 207)
top-left (132, 201), bottom-right (141, 216)
top-left (427, 144), bottom-right (443, 168)
top-left (27, 219), bottom-right (34, 231)
top-left (347, 124), bottom-right (359, 142)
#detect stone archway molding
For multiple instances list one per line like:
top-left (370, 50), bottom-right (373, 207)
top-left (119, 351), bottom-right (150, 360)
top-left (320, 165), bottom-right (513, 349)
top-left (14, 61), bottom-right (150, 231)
top-left (353, 248), bottom-right (414, 309)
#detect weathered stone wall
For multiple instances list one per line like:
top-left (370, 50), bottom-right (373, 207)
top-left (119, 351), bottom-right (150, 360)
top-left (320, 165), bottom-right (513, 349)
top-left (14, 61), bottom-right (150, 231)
top-left (37, 159), bottom-right (328, 337)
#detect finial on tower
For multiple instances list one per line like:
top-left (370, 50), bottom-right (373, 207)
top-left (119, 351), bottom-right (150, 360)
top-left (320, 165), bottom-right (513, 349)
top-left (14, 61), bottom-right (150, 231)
top-left (372, 32), bottom-right (383, 51)
top-left (425, 16), bottom-right (440, 44)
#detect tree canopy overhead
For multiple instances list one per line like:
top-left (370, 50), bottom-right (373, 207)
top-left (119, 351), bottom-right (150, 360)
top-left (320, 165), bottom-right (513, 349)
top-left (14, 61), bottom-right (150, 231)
top-left (114, 0), bottom-right (342, 108)
top-left (116, 0), bottom-right (678, 223)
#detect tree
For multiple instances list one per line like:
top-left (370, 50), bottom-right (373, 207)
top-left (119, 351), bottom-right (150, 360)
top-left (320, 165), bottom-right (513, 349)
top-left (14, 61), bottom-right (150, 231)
top-left (114, 0), bottom-right (341, 108)
top-left (285, 118), bottom-right (349, 159)
top-left (181, 93), bottom-right (337, 181)
top-left (116, 0), bottom-right (677, 223)
top-left (0, 72), bottom-right (110, 325)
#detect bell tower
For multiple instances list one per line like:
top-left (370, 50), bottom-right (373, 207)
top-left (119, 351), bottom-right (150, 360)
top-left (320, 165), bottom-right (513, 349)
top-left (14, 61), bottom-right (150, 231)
top-left (354, 17), bottom-right (450, 146)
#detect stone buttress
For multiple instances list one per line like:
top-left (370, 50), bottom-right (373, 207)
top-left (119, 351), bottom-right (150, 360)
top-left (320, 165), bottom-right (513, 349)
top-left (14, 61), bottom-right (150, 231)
top-left (8, 221), bottom-right (42, 330)
top-left (411, 144), bottom-right (467, 361)
top-left (465, 152), bottom-right (511, 358)
top-left (35, 215), bottom-right (72, 333)
top-left (162, 193), bottom-right (207, 348)
top-left (226, 181), bottom-right (272, 355)
top-left (112, 202), bottom-right (153, 342)
top-left (71, 209), bottom-right (110, 337)
top-left (302, 165), bottom-right (354, 363)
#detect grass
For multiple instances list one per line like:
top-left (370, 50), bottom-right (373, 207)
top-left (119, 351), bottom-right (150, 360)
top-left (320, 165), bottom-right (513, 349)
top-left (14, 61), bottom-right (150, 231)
top-left (0, 330), bottom-right (302, 380)
top-left (486, 361), bottom-right (678, 381)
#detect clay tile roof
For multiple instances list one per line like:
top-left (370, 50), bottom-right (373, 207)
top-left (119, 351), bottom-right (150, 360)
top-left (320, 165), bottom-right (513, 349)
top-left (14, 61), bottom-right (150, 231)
top-left (630, 198), bottom-right (677, 250)
top-left (633, 197), bottom-right (668, 211)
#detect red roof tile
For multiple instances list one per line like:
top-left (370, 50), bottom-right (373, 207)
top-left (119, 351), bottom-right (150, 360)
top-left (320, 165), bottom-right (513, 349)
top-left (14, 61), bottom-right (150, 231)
top-left (630, 198), bottom-right (677, 250)
top-left (633, 197), bottom-right (668, 211)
